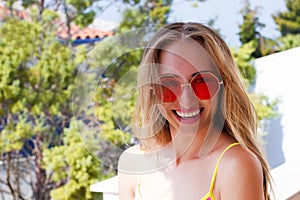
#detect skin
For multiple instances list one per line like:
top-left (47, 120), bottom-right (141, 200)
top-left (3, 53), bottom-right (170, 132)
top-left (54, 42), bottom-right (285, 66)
top-left (118, 39), bottom-right (264, 200)
top-left (157, 39), bottom-right (222, 163)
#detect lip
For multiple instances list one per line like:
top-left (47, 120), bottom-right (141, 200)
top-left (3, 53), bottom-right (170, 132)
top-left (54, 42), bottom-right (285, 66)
top-left (172, 108), bottom-right (204, 124)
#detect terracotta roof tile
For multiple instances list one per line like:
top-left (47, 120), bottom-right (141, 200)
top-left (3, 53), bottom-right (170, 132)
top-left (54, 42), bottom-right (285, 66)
top-left (56, 24), bottom-right (113, 40)
top-left (0, 6), bottom-right (114, 40)
top-left (0, 6), bottom-right (30, 20)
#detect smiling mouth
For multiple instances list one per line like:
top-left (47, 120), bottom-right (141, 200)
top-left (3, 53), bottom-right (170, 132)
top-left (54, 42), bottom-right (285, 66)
top-left (173, 108), bottom-right (204, 118)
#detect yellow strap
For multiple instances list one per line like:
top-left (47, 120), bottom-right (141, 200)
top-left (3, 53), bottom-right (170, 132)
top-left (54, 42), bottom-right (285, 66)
top-left (209, 143), bottom-right (240, 193)
top-left (134, 145), bottom-right (145, 200)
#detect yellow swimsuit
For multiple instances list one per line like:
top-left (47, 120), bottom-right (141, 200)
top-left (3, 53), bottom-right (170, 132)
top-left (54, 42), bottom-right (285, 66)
top-left (200, 143), bottom-right (240, 200)
top-left (134, 143), bottom-right (240, 200)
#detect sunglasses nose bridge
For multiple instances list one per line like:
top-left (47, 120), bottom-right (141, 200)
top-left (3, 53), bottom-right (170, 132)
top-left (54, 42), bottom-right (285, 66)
top-left (180, 82), bottom-right (196, 96)
top-left (180, 82), bottom-right (197, 98)
top-left (180, 83), bottom-right (192, 88)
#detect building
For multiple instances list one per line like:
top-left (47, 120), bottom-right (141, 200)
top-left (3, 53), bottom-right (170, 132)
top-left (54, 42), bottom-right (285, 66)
top-left (0, 3), bottom-right (115, 46)
top-left (56, 21), bottom-right (114, 45)
top-left (254, 47), bottom-right (300, 200)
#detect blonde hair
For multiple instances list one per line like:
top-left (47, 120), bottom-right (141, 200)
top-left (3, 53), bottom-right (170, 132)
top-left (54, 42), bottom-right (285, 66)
top-left (132, 22), bottom-right (272, 199)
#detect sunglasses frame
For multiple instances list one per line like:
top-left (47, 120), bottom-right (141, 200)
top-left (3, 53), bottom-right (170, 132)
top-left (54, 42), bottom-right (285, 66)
top-left (155, 72), bottom-right (224, 103)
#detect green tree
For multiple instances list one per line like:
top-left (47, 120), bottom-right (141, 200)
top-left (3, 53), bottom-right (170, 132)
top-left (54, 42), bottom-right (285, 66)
top-left (231, 43), bottom-right (278, 133)
top-left (3, 0), bottom-right (96, 45)
top-left (273, 0), bottom-right (300, 36)
top-left (238, 1), bottom-right (264, 45)
top-left (0, 11), bottom-right (82, 199)
top-left (90, 0), bottom-right (176, 134)
top-left (119, 0), bottom-right (173, 32)
top-left (0, 0), bottom-right (134, 198)
top-left (32, 0), bottom-right (176, 198)
top-left (278, 34), bottom-right (300, 51)
top-left (235, 4), bottom-right (279, 122)
top-left (43, 119), bottom-right (104, 200)
top-left (273, 0), bottom-right (300, 51)
top-left (68, 0), bottom-right (176, 178)
top-left (0, 4), bottom-right (105, 197)
top-left (232, 41), bottom-right (257, 86)
top-left (238, 0), bottom-right (277, 57)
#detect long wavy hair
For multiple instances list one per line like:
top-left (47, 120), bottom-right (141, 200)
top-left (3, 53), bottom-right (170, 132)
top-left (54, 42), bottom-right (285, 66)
top-left (132, 22), bottom-right (272, 199)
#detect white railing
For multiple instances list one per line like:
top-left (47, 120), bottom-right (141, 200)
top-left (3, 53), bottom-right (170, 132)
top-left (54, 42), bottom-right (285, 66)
top-left (90, 176), bottom-right (118, 200)
top-left (271, 159), bottom-right (300, 200)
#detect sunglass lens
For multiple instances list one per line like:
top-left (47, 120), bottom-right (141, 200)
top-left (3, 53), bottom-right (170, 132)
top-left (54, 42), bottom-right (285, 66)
top-left (192, 73), bottom-right (220, 100)
top-left (155, 78), bottom-right (181, 103)
top-left (161, 85), bottom-right (177, 102)
top-left (154, 73), bottom-right (220, 102)
top-left (153, 84), bottom-right (177, 103)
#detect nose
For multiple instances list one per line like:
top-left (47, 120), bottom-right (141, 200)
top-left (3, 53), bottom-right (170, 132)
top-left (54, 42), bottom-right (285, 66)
top-left (178, 84), bottom-right (198, 109)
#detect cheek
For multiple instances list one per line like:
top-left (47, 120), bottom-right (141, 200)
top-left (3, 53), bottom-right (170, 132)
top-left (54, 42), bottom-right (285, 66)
top-left (200, 97), bottom-right (218, 115)
top-left (210, 94), bottom-right (222, 115)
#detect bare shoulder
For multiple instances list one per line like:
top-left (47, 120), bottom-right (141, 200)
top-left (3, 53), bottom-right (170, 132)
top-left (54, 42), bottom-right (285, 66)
top-left (118, 145), bottom-right (142, 200)
top-left (118, 144), bottom-right (144, 173)
top-left (217, 144), bottom-right (265, 200)
top-left (220, 144), bottom-right (263, 171)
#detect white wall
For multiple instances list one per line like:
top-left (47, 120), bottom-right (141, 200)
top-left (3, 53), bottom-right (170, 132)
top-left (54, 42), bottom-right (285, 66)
top-left (254, 47), bottom-right (300, 199)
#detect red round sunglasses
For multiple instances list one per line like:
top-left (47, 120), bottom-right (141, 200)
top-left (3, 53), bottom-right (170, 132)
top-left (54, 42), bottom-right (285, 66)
top-left (153, 72), bottom-right (223, 103)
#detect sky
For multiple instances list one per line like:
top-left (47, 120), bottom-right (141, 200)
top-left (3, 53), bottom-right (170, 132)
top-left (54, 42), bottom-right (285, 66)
top-left (97, 0), bottom-right (286, 47)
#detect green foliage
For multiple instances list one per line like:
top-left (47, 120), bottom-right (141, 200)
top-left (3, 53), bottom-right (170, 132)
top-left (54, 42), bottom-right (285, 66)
top-left (100, 0), bottom-right (174, 145)
top-left (119, 9), bottom-right (149, 33)
top-left (238, 5), bottom-right (263, 44)
top-left (94, 79), bottom-right (133, 146)
top-left (122, 0), bottom-right (141, 5)
top-left (75, 45), bottom-right (136, 148)
top-left (0, 114), bottom-right (33, 152)
top-left (0, 17), bottom-right (75, 116)
top-left (73, 11), bottom-right (96, 27)
top-left (43, 119), bottom-right (103, 200)
top-left (273, 0), bottom-right (300, 36)
top-left (119, 0), bottom-right (172, 32)
top-left (238, 0), bottom-right (267, 58)
top-left (249, 93), bottom-right (279, 136)
top-left (20, 0), bottom-right (37, 8)
top-left (0, 19), bottom-right (39, 114)
top-left (278, 34), bottom-right (300, 51)
top-left (258, 37), bottom-right (278, 56)
top-left (91, 69), bottom-right (134, 147)
top-left (89, 37), bottom-right (144, 81)
top-left (231, 41), bottom-right (257, 86)
top-left (66, 0), bottom-right (96, 27)
top-left (70, 23), bottom-right (156, 176)
top-left (4, 0), bottom-right (35, 9)
top-left (249, 94), bottom-right (279, 122)
top-left (40, 9), bottom-right (60, 24)
top-left (149, 1), bottom-right (172, 27)
top-left (231, 42), bottom-right (278, 132)
top-left (87, 29), bottom-right (151, 148)
top-left (71, 36), bottom-right (141, 173)
top-left (0, 12), bottom-right (79, 199)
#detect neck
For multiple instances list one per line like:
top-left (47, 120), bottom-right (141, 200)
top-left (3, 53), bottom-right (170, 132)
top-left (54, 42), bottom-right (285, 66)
top-left (170, 125), bottom-right (222, 165)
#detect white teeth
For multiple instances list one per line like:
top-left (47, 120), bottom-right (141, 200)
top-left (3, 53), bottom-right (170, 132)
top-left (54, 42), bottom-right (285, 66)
top-left (176, 109), bottom-right (201, 118)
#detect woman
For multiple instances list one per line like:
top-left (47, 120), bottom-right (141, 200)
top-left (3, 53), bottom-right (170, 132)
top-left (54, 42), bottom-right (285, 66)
top-left (118, 22), bottom-right (273, 200)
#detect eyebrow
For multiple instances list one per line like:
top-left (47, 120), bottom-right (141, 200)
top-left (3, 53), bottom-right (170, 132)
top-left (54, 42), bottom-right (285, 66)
top-left (158, 74), bottom-right (179, 79)
top-left (191, 70), bottom-right (214, 77)
top-left (159, 70), bottom-right (214, 79)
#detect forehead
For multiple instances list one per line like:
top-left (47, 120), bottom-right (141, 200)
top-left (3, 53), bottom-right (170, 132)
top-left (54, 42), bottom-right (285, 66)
top-left (158, 39), bottom-right (217, 76)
